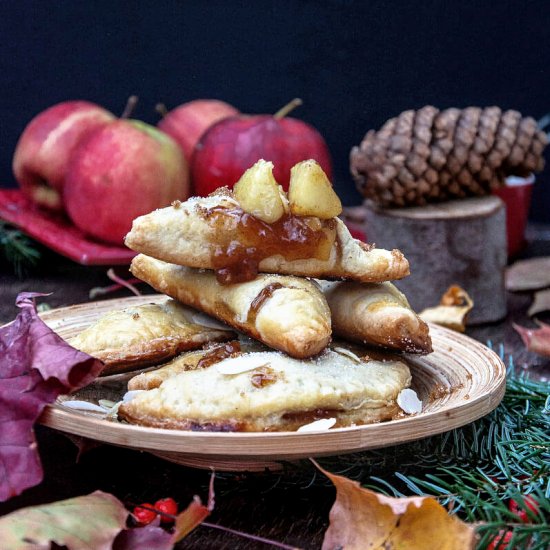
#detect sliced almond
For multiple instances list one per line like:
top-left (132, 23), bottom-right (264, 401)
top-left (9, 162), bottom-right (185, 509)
top-left (297, 418), bottom-right (337, 432)
top-left (215, 352), bottom-right (282, 375)
top-left (61, 400), bottom-right (108, 413)
top-left (397, 389), bottom-right (423, 414)
top-left (332, 347), bottom-right (362, 363)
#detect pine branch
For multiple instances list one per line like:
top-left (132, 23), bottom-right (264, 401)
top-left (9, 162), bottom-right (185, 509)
top-left (0, 221), bottom-right (41, 276)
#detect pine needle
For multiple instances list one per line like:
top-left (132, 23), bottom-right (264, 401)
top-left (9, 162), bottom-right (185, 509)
top-left (0, 221), bottom-right (40, 276)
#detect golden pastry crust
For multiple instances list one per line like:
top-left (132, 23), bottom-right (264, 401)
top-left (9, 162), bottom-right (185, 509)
top-left (118, 341), bottom-right (412, 432)
top-left (130, 255), bottom-right (332, 358)
top-left (320, 281), bottom-right (432, 354)
top-left (128, 339), bottom-right (264, 391)
top-left (69, 299), bottom-right (234, 375)
top-left (124, 193), bottom-right (409, 283)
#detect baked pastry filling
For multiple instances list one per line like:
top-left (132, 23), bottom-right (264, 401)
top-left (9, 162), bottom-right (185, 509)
top-left (204, 203), bottom-right (337, 284)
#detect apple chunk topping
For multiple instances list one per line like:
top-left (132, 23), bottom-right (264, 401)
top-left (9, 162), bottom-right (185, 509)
top-left (233, 159), bottom-right (286, 223)
top-left (209, 207), bottom-right (337, 284)
top-left (288, 160), bottom-right (342, 219)
top-left (201, 159), bottom-right (343, 284)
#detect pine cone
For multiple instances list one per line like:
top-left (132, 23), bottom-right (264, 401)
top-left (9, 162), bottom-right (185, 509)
top-left (350, 106), bottom-right (548, 207)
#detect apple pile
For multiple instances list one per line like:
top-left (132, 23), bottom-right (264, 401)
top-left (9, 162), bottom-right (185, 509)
top-left (13, 99), bottom-right (190, 245)
top-left (13, 97), bottom-right (332, 246)
top-left (157, 97), bottom-right (332, 195)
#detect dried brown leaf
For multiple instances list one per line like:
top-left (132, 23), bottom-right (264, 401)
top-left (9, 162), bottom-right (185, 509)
top-left (506, 257), bottom-right (550, 291)
top-left (419, 286), bottom-right (474, 332)
top-left (315, 461), bottom-right (476, 550)
top-left (171, 471), bottom-right (215, 542)
top-left (513, 321), bottom-right (550, 357)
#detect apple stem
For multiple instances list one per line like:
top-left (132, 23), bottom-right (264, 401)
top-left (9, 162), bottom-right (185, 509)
top-left (273, 98), bottom-right (303, 119)
top-left (155, 103), bottom-right (169, 118)
top-left (121, 95), bottom-right (139, 119)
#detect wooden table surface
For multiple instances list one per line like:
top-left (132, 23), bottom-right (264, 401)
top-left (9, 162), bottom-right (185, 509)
top-left (0, 234), bottom-right (549, 549)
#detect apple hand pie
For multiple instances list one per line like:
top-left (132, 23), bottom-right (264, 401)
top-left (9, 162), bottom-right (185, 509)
top-left (124, 190), bottom-right (409, 284)
top-left (118, 340), bottom-right (412, 432)
top-left (70, 299), bottom-right (235, 375)
top-left (319, 281), bottom-right (432, 354)
top-left (130, 254), bottom-right (332, 358)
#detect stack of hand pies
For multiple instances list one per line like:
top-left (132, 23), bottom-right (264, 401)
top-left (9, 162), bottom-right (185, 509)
top-left (71, 159), bottom-right (432, 432)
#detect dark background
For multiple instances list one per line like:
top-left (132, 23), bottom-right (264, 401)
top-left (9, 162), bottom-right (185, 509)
top-left (1, 0), bottom-right (549, 219)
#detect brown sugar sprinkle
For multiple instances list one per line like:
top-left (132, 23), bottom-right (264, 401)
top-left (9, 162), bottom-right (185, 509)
top-left (197, 340), bottom-right (241, 369)
top-left (429, 385), bottom-right (451, 401)
top-left (204, 205), bottom-right (337, 285)
top-left (250, 366), bottom-right (279, 388)
top-left (428, 383), bottom-right (465, 402)
top-left (132, 312), bottom-right (140, 320)
top-left (171, 200), bottom-right (182, 208)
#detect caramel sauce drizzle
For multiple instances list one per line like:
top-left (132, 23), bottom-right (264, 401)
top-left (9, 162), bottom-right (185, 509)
top-left (246, 282), bottom-right (284, 325)
top-left (250, 366), bottom-right (278, 388)
top-left (197, 340), bottom-right (241, 369)
top-left (205, 206), bottom-right (336, 284)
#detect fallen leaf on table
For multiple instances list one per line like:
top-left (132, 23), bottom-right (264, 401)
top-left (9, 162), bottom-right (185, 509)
top-left (419, 286), bottom-right (474, 332)
top-left (0, 292), bottom-right (104, 502)
top-left (513, 321), bottom-right (550, 357)
top-left (527, 288), bottom-right (550, 317)
top-left (0, 490), bottom-right (174, 550)
top-left (172, 471), bottom-right (215, 542)
top-left (0, 475), bottom-right (217, 549)
top-left (505, 256), bottom-right (550, 291)
top-left (0, 491), bottom-right (129, 550)
top-left (314, 461), bottom-right (476, 550)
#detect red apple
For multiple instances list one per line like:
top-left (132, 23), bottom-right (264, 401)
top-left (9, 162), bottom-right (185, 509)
top-left (191, 99), bottom-right (332, 195)
top-left (64, 119), bottom-right (190, 245)
top-left (12, 100), bottom-right (115, 210)
top-left (157, 99), bottom-right (239, 161)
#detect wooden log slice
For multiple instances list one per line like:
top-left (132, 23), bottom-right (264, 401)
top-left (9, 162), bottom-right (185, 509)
top-left (361, 196), bottom-right (507, 324)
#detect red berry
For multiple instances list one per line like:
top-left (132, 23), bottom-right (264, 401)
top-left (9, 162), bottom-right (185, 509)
top-left (133, 503), bottom-right (157, 526)
top-left (487, 530), bottom-right (513, 550)
top-left (508, 495), bottom-right (539, 523)
top-left (154, 497), bottom-right (178, 523)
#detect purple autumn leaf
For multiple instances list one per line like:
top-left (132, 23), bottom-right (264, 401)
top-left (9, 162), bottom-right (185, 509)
top-left (0, 292), bottom-right (104, 501)
top-left (513, 321), bottom-right (550, 357)
top-left (113, 520), bottom-right (173, 550)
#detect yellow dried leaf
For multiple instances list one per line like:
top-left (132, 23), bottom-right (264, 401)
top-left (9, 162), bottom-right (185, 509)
top-left (418, 286), bottom-right (474, 332)
top-left (315, 461), bottom-right (476, 550)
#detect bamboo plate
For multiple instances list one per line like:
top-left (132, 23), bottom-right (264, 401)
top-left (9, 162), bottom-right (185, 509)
top-left (38, 295), bottom-right (506, 472)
